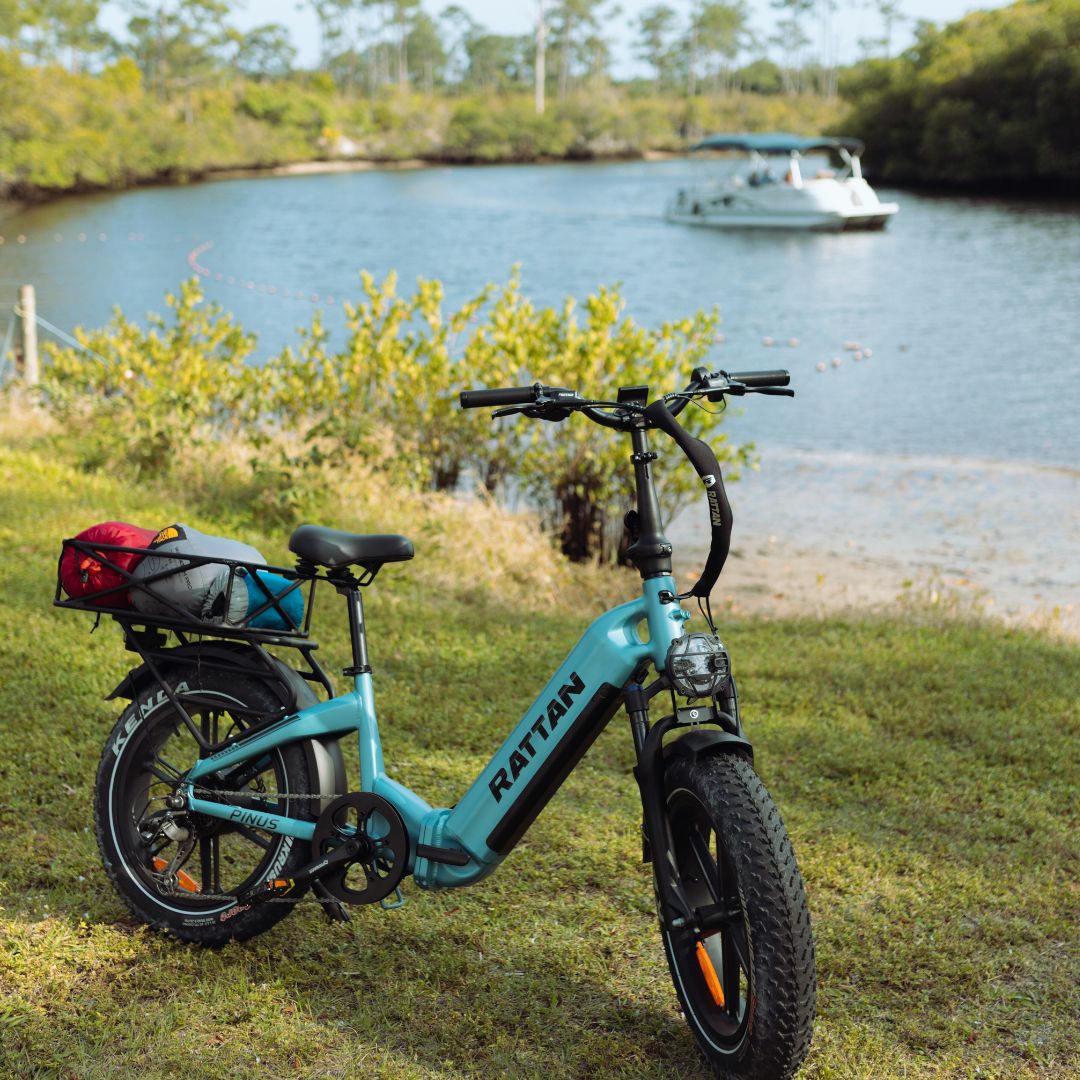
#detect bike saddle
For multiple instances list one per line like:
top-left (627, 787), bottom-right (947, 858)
top-left (289, 524), bottom-right (414, 570)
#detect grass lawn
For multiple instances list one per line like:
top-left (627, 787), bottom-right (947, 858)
top-left (0, 441), bottom-right (1077, 1079)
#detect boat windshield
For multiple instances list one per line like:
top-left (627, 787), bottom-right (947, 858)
top-left (704, 146), bottom-right (861, 188)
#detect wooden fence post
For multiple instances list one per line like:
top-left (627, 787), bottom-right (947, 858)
top-left (17, 284), bottom-right (39, 386)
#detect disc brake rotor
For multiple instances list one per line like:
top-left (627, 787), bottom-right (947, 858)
top-left (311, 792), bottom-right (407, 905)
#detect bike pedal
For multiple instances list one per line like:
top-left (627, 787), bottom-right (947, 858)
top-left (240, 876), bottom-right (299, 905)
top-left (380, 885), bottom-right (406, 910)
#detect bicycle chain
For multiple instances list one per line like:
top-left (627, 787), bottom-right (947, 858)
top-left (155, 783), bottom-right (349, 905)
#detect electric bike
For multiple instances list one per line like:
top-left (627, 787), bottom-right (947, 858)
top-left (57, 366), bottom-right (815, 1080)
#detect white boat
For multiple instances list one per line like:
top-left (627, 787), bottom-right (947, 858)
top-left (665, 133), bottom-right (899, 232)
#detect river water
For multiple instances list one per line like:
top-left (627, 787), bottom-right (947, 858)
top-left (2, 160), bottom-right (1078, 631)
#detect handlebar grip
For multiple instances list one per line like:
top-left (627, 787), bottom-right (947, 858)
top-left (728, 369), bottom-right (790, 388)
top-left (459, 386), bottom-right (537, 409)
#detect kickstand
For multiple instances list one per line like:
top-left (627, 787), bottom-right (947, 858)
top-left (312, 880), bottom-right (350, 923)
top-left (380, 885), bottom-right (406, 910)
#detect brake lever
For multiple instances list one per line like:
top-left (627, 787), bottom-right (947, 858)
top-left (491, 403), bottom-right (572, 422)
top-left (748, 386), bottom-right (795, 397)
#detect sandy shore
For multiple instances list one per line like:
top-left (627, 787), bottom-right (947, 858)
top-left (0, 199), bottom-right (27, 222)
top-left (687, 543), bottom-right (1075, 639)
top-left (669, 448), bottom-right (1079, 640)
top-left (204, 158), bottom-right (431, 182)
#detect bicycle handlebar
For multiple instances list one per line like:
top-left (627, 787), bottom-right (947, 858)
top-left (458, 369), bottom-right (790, 415)
top-left (458, 367), bottom-right (791, 599)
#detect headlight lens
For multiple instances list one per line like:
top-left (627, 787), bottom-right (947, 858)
top-left (666, 633), bottom-right (731, 699)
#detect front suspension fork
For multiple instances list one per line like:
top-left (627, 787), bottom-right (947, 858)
top-left (627, 682), bottom-right (754, 933)
top-left (626, 682), bottom-right (697, 929)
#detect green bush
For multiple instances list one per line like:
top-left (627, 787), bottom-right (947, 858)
top-left (237, 82), bottom-right (332, 135)
top-left (40, 275), bottom-right (749, 563)
top-left (42, 281), bottom-right (259, 476)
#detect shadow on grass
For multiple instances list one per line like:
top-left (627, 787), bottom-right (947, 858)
top-left (0, 893), bottom-right (702, 1079)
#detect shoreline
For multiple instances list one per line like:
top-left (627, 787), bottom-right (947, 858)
top-left (6, 145), bottom-right (1078, 219)
top-left (0, 145), bottom-right (665, 213)
top-left (693, 541), bottom-right (1077, 641)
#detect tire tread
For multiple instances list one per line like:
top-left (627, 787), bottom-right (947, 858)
top-left (93, 675), bottom-right (313, 946)
top-left (663, 752), bottom-right (815, 1080)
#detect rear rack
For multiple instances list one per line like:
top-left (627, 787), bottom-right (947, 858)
top-left (55, 538), bottom-right (336, 716)
top-left (55, 538), bottom-right (316, 638)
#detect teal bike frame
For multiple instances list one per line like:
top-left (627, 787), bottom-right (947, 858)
top-left (184, 574), bottom-right (689, 889)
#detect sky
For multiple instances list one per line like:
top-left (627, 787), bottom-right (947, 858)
top-left (102, 1), bottom-right (1015, 76)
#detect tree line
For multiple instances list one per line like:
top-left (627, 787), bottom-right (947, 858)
top-left (840, 0), bottom-right (1080, 188)
top-left (4, 1), bottom-right (1070, 194)
top-left (3, 0), bottom-right (913, 106)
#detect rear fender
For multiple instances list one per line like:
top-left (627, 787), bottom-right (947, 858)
top-left (108, 640), bottom-right (291, 707)
top-left (107, 642), bottom-right (346, 803)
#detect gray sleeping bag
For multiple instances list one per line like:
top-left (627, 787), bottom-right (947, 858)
top-left (131, 523), bottom-right (265, 624)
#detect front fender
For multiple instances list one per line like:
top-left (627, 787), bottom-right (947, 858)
top-left (663, 727), bottom-right (753, 765)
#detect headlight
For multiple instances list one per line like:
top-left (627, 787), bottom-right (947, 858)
top-left (666, 633), bottom-right (731, 699)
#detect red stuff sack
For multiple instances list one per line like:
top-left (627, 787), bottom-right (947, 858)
top-left (59, 522), bottom-right (158, 608)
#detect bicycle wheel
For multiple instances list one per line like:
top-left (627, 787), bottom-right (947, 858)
top-left (658, 752), bottom-right (815, 1080)
top-left (94, 670), bottom-right (314, 945)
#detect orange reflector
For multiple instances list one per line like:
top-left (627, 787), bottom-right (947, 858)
top-left (153, 857), bottom-right (201, 893)
top-left (696, 940), bottom-right (726, 1007)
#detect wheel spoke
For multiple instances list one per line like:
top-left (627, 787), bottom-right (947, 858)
top-left (722, 935), bottom-right (741, 1016)
top-left (688, 826), bottom-right (721, 903)
top-left (711, 833), bottom-right (749, 1010)
top-left (725, 918), bottom-right (751, 976)
top-left (197, 707), bottom-right (233, 748)
top-left (148, 761), bottom-right (180, 785)
top-left (200, 833), bottom-right (220, 894)
top-left (227, 823), bottom-right (272, 851)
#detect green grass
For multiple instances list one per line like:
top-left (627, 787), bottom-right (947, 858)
top-left (0, 439), bottom-right (1077, 1079)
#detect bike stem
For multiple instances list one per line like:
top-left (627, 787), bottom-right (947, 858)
top-left (625, 422), bottom-right (674, 581)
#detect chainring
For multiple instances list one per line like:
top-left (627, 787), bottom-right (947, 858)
top-left (311, 792), bottom-right (407, 905)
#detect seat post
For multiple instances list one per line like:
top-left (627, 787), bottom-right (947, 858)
top-left (342, 584), bottom-right (371, 678)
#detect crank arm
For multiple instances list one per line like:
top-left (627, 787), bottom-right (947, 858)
top-left (311, 879), bottom-right (351, 923)
top-left (237, 837), bottom-right (362, 905)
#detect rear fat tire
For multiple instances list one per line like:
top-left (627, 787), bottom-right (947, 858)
top-left (93, 672), bottom-right (314, 945)
top-left (659, 753), bottom-right (815, 1080)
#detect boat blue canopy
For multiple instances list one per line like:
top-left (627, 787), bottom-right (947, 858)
top-left (690, 132), bottom-right (865, 156)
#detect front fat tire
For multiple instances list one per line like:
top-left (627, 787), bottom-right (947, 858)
top-left (660, 753), bottom-right (815, 1080)
top-left (93, 674), bottom-right (314, 946)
